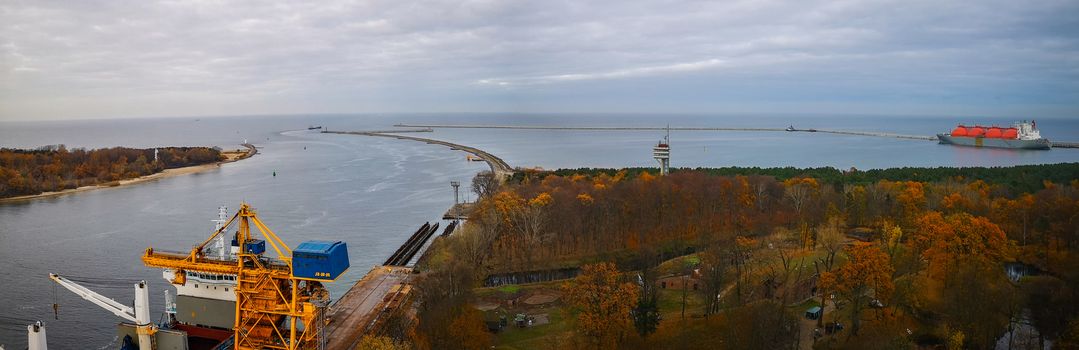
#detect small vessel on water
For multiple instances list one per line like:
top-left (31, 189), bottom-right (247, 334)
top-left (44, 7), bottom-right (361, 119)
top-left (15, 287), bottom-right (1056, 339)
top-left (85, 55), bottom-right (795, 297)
top-left (307, 125), bottom-right (323, 130)
top-left (937, 120), bottom-right (1051, 150)
top-left (785, 125), bottom-right (816, 132)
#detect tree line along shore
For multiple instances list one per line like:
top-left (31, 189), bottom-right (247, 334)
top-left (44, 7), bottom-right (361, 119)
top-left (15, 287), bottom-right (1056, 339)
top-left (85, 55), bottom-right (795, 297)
top-left (0, 145), bottom-right (249, 199)
top-left (374, 162), bottom-right (1079, 350)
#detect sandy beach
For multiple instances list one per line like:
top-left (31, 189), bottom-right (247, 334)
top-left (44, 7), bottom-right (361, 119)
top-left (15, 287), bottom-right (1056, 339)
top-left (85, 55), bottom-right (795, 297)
top-left (0, 144), bottom-right (257, 203)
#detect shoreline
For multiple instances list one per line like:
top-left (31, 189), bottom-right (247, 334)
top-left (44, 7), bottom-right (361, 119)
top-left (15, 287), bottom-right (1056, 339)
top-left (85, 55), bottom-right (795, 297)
top-left (0, 144), bottom-right (257, 203)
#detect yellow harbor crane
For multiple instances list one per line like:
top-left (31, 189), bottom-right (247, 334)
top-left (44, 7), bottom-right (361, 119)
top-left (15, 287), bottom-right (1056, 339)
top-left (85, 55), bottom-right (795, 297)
top-left (142, 203), bottom-right (349, 350)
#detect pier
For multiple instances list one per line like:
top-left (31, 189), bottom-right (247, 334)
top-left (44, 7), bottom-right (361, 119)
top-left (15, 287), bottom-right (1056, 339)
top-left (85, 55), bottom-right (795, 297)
top-left (323, 130), bottom-right (515, 180)
top-left (324, 265), bottom-right (413, 350)
top-left (384, 222), bottom-right (440, 266)
top-left (810, 129), bottom-right (936, 140)
top-left (323, 220), bottom-right (453, 349)
top-left (443, 202), bottom-right (474, 220)
top-left (394, 123), bottom-right (790, 132)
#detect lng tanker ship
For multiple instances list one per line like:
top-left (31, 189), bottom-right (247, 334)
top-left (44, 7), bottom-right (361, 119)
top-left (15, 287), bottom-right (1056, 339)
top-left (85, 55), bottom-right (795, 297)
top-left (937, 120), bottom-right (1051, 150)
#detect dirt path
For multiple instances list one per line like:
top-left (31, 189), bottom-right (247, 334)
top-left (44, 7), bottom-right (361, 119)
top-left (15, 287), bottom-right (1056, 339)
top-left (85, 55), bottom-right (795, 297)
top-left (799, 302), bottom-right (835, 349)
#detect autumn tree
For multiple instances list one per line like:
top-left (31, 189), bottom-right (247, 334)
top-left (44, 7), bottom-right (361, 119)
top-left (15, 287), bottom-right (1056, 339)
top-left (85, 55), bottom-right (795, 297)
top-left (0, 146), bottom-right (222, 198)
top-left (563, 262), bottom-right (639, 349)
top-left (819, 243), bottom-right (894, 336)
top-left (701, 244), bottom-right (728, 316)
top-left (911, 211), bottom-right (1010, 282)
top-left (447, 307), bottom-right (493, 350)
top-left (1023, 276), bottom-right (1074, 349)
top-left (991, 193), bottom-right (1035, 246)
top-left (895, 181), bottom-right (927, 227)
top-left (356, 335), bottom-right (410, 350)
top-left (1056, 318), bottom-right (1079, 349)
top-left (489, 190), bottom-right (554, 269)
top-left (784, 177), bottom-right (820, 248)
top-left (632, 265), bottom-right (661, 338)
top-left (720, 300), bottom-right (799, 350)
top-left (471, 170), bottom-right (500, 198)
top-left (817, 216), bottom-right (845, 269)
top-left (731, 236), bottom-right (758, 305)
top-left (940, 263), bottom-right (1015, 349)
top-left (412, 240), bottom-right (490, 350)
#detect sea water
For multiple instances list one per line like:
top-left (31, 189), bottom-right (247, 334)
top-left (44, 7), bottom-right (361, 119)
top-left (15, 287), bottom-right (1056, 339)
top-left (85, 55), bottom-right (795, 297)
top-left (1, 113), bottom-right (1077, 347)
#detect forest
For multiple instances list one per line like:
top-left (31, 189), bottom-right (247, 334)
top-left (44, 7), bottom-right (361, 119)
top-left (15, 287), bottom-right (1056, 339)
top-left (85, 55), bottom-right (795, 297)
top-left (515, 162), bottom-right (1079, 194)
top-left (377, 163), bottom-right (1079, 350)
top-left (0, 145), bottom-right (224, 198)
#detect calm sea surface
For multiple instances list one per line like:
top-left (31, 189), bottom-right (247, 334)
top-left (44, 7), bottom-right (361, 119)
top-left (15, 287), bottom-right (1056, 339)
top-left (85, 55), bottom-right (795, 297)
top-left (1, 114), bottom-right (1077, 347)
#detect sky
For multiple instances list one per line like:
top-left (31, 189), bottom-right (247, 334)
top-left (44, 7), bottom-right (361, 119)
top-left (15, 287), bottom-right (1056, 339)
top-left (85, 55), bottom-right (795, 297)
top-left (1, 0), bottom-right (1077, 121)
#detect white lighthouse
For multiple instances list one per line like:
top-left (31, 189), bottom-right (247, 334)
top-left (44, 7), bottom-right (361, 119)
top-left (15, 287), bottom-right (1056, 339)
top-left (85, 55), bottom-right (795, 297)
top-left (653, 126), bottom-right (670, 176)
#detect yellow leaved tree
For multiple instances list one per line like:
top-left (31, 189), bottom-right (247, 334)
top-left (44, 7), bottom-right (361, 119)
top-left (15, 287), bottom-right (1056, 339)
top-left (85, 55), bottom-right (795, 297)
top-left (563, 262), bottom-right (639, 349)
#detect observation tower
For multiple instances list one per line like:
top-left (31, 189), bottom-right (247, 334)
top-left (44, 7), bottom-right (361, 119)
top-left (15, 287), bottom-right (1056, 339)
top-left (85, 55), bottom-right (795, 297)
top-left (653, 126), bottom-right (670, 175)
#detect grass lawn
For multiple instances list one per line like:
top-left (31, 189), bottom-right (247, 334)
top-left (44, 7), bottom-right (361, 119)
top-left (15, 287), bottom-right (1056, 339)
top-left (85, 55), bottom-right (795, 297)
top-left (657, 288), bottom-right (708, 319)
top-left (493, 307), bottom-right (572, 350)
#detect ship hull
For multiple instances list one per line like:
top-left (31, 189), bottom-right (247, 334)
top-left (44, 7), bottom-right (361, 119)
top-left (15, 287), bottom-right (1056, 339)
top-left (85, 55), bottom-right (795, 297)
top-left (937, 134), bottom-right (1051, 150)
top-left (176, 294), bottom-right (236, 329)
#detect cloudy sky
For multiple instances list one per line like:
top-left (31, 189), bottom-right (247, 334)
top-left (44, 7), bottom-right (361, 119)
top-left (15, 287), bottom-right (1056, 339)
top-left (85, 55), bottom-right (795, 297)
top-left (1, 0), bottom-right (1077, 121)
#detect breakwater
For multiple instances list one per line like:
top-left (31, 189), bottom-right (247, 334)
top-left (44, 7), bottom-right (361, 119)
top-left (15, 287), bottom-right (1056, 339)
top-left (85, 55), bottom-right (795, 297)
top-left (393, 123), bottom-right (936, 140)
top-left (323, 130), bottom-right (515, 179)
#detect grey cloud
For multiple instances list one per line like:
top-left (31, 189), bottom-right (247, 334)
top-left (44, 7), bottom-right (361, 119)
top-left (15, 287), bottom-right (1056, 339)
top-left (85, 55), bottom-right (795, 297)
top-left (1, 0), bottom-right (1077, 120)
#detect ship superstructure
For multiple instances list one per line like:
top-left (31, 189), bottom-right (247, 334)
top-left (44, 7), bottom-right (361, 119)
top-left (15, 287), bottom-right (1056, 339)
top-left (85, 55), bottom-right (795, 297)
top-left (937, 120), bottom-right (1051, 150)
top-left (143, 203), bottom-right (349, 349)
top-left (49, 204), bottom-right (349, 350)
top-left (163, 207), bottom-right (239, 332)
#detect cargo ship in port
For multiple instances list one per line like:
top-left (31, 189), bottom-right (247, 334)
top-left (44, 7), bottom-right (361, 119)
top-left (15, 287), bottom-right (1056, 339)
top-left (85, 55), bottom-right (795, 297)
top-left (45, 204), bottom-right (349, 350)
top-left (937, 120), bottom-right (1051, 150)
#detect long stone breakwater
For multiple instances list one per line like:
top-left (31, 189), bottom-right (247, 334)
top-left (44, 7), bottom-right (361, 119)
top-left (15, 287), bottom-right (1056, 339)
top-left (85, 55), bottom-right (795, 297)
top-left (393, 123), bottom-right (937, 140)
top-left (322, 130), bottom-right (516, 179)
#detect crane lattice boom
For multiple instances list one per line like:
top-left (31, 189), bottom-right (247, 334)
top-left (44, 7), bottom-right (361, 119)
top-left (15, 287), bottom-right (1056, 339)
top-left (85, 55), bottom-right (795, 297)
top-left (141, 203), bottom-right (332, 350)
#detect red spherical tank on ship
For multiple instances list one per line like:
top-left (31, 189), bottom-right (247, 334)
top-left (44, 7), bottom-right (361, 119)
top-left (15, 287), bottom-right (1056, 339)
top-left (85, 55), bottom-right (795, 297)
top-left (967, 126), bottom-right (986, 137)
top-left (986, 127), bottom-right (1003, 138)
top-left (951, 126), bottom-right (968, 136)
top-left (1002, 128), bottom-right (1018, 139)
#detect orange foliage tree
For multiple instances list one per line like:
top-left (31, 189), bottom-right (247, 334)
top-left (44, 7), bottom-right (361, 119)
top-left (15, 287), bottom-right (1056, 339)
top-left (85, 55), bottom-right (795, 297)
top-left (563, 262), bottom-right (639, 349)
top-left (447, 308), bottom-right (492, 350)
top-left (819, 243), bottom-right (894, 335)
top-left (911, 211), bottom-right (1010, 280)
